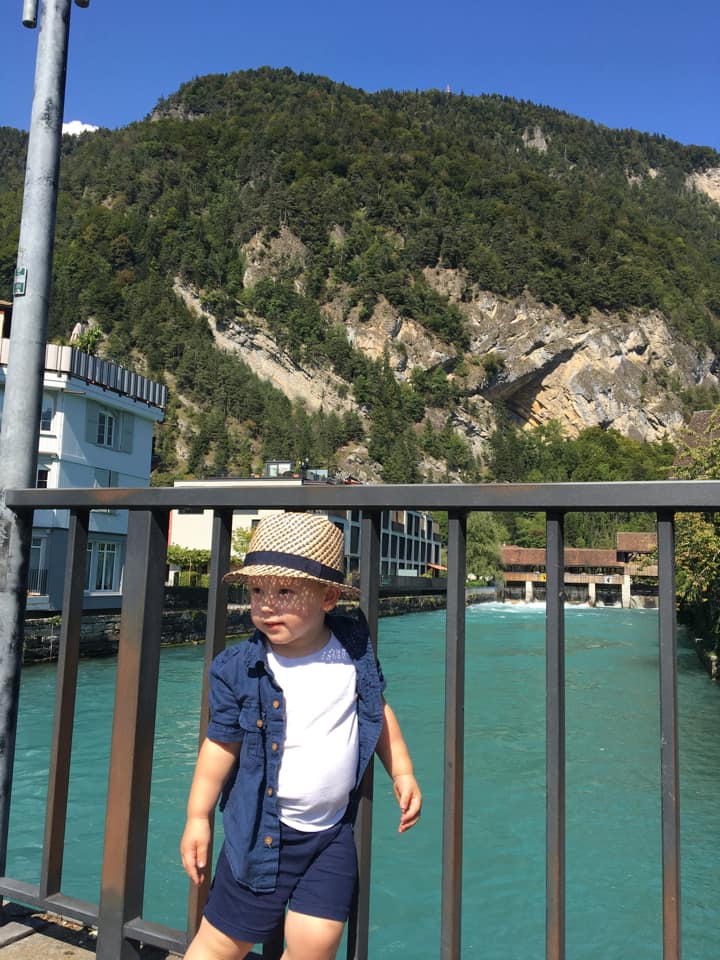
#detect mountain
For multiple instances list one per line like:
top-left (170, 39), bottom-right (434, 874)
top-left (1, 67), bottom-right (720, 483)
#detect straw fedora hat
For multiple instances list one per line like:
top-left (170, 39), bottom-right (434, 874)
top-left (224, 512), bottom-right (360, 598)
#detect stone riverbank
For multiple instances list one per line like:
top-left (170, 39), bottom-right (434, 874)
top-left (22, 593), bottom-right (493, 665)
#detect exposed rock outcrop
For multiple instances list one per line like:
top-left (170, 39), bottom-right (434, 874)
top-left (243, 227), bottom-right (310, 290)
top-left (522, 126), bottom-right (550, 153)
top-left (174, 229), bottom-right (719, 472)
top-left (455, 291), bottom-right (714, 442)
top-left (687, 167), bottom-right (720, 205)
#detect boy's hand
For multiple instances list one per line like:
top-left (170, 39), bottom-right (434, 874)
top-left (392, 773), bottom-right (422, 833)
top-left (180, 816), bottom-right (212, 885)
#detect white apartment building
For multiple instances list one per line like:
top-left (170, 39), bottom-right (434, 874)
top-left (0, 334), bottom-right (166, 612)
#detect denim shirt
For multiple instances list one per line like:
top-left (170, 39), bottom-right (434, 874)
top-left (205, 611), bottom-right (387, 893)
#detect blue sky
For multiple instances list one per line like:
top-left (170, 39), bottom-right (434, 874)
top-left (1, 0), bottom-right (719, 150)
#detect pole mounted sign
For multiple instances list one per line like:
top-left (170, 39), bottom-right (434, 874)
top-left (12, 268), bottom-right (27, 297)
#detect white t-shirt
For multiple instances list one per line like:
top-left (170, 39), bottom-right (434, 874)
top-left (266, 633), bottom-right (359, 831)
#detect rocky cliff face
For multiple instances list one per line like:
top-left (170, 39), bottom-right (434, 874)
top-left (687, 167), bottom-right (720, 205)
top-left (175, 229), bottom-right (718, 474)
top-left (455, 289), bottom-right (714, 443)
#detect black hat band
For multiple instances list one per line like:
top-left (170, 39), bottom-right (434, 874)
top-left (243, 550), bottom-right (344, 584)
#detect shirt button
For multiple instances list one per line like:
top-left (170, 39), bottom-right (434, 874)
top-left (271, 742), bottom-right (278, 751)
top-left (256, 719), bottom-right (264, 728)
top-left (272, 699), bottom-right (280, 709)
top-left (267, 787), bottom-right (273, 796)
top-left (264, 836), bottom-right (273, 847)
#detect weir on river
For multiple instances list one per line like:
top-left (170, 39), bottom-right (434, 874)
top-left (8, 604), bottom-right (720, 959)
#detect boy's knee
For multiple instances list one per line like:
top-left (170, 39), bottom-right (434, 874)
top-left (184, 916), bottom-right (255, 960)
top-left (283, 911), bottom-right (345, 960)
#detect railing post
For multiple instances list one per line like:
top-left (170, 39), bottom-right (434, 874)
top-left (96, 508), bottom-right (168, 960)
top-left (40, 508), bottom-right (89, 896)
top-left (347, 511), bottom-right (381, 960)
top-left (186, 509), bottom-right (233, 943)
top-left (441, 511), bottom-right (466, 960)
top-left (546, 511), bottom-right (566, 960)
top-left (657, 511), bottom-right (681, 960)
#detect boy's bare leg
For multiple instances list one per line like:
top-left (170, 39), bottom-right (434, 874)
top-left (281, 911), bottom-right (345, 960)
top-left (183, 917), bottom-right (255, 960)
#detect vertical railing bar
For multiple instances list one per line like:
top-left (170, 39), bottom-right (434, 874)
top-left (440, 510), bottom-right (466, 960)
top-left (347, 510), bottom-right (381, 960)
top-left (187, 508), bottom-right (233, 944)
top-left (546, 511), bottom-right (566, 960)
top-left (96, 508), bottom-right (169, 960)
top-left (39, 508), bottom-right (89, 897)
top-left (657, 511), bottom-right (681, 960)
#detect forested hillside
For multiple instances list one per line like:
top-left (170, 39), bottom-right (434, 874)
top-left (1, 67), bottom-right (719, 485)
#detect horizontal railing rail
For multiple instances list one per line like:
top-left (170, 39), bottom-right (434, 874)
top-left (6, 478), bottom-right (720, 512)
top-left (2, 479), bottom-right (719, 960)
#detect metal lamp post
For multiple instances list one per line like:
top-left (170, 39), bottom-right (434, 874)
top-left (0, 0), bottom-right (89, 873)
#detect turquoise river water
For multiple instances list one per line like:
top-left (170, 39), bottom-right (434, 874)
top-left (6, 604), bottom-right (720, 959)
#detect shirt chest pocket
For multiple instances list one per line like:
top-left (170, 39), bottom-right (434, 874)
top-left (238, 700), bottom-right (265, 762)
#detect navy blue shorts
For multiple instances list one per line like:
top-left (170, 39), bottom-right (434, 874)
top-left (204, 819), bottom-right (358, 944)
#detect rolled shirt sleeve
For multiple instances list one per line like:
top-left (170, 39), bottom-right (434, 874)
top-left (206, 650), bottom-right (243, 743)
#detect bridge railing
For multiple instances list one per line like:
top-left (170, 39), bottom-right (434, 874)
top-left (1, 479), bottom-right (718, 960)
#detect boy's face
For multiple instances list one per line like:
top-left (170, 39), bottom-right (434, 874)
top-left (248, 576), bottom-right (339, 657)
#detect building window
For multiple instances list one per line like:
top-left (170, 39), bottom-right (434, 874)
top-left (36, 467), bottom-right (49, 489)
top-left (86, 541), bottom-right (120, 592)
top-left (94, 468), bottom-right (119, 488)
top-left (350, 525), bottom-right (360, 554)
top-left (40, 393), bottom-right (54, 431)
top-left (86, 402), bottom-right (134, 453)
top-left (94, 468), bottom-right (119, 514)
top-left (97, 411), bottom-right (115, 447)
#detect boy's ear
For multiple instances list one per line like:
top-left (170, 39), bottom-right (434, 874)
top-left (322, 586), bottom-right (341, 611)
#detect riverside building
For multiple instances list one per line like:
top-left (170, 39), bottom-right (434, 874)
top-left (169, 460), bottom-right (443, 585)
top-left (0, 305), bottom-right (166, 612)
top-left (500, 532), bottom-right (658, 607)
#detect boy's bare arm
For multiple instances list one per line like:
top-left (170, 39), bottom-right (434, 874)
top-left (375, 701), bottom-right (422, 833)
top-left (180, 738), bottom-right (240, 884)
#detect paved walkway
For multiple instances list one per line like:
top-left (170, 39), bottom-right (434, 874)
top-left (0, 905), bottom-right (97, 958)
top-left (0, 904), bottom-right (175, 958)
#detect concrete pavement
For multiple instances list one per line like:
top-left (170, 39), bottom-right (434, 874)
top-left (0, 903), bottom-right (174, 958)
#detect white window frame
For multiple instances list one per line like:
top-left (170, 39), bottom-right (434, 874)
top-left (86, 402), bottom-right (134, 453)
top-left (40, 393), bottom-right (55, 432)
top-left (85, 540), bottom-right (122, 593)
top-left (97, 410), bottom-right (115, 447)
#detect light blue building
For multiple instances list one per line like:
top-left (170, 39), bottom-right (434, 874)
top-left (0, 335), bottom-right (166, 612)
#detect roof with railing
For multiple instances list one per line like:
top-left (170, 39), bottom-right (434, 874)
top-left (0, 339), bottom-right (167, 411)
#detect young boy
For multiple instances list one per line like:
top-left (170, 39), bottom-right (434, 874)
top-left (180, 512), bottom-right (422, 960)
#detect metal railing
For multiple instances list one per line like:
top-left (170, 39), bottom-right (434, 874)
top-left (1, 479), bottom-right (718, 960)
top-left (27, 566), bottom-right (49, 595)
